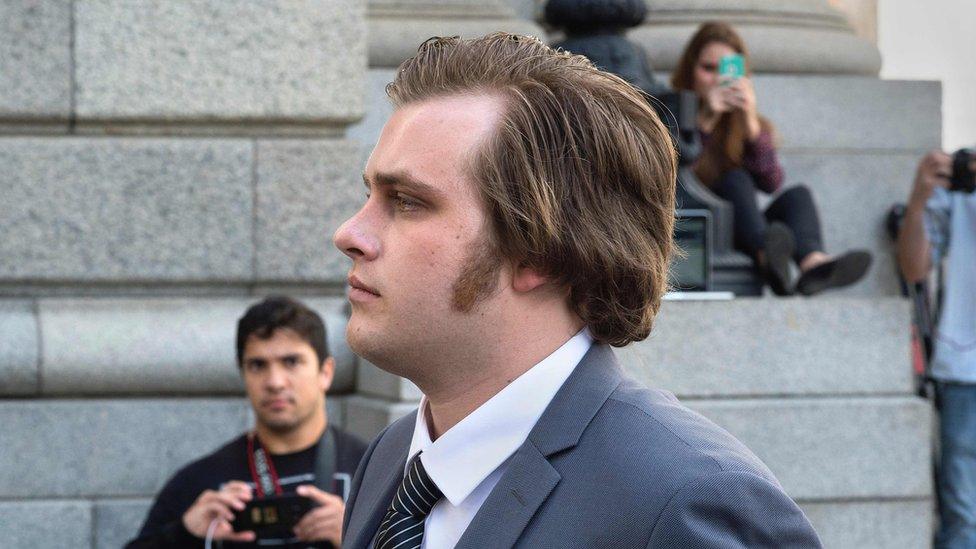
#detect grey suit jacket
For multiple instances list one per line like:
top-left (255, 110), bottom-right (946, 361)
top-left (343, 344), bottom-right (822, 548)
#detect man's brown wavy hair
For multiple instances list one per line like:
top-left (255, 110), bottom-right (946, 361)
top-left (386, 33), bottom-right (677, 346)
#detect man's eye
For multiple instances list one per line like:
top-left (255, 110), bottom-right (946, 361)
top-left (393, 192), bottom-right (421, 212)
top-left (283, 357), bottom-right (299, 367)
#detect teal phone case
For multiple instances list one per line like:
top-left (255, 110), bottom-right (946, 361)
top-left (718, 54), bottom-right (745, 81)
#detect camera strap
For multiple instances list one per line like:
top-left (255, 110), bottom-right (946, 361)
top-left (246, 426), bottom-right (337, 498)
top-left (247, 432), bottom-right (283, 498)
top-left (313, 426), bottom-right (337, 493)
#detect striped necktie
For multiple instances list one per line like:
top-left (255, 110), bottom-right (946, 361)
top-left (375, 453), bottom-right (444, 549)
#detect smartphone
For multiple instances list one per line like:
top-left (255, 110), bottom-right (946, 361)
top-left (231, 494), bottom-right (314, 534)
top-left (718, 54), bottom-right (745, 85)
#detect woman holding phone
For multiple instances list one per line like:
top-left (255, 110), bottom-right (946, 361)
top-left (672, 21), bottom-right (871, 296)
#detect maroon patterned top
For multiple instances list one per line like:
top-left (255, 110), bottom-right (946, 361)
top-left (699, 128), bottom-right (784, 194)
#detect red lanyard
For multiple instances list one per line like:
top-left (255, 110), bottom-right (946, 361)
top-left (246, 432), bottom-right (284, 498)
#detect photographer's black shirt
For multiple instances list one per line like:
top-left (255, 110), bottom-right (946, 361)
top-left (126, 425), bottom-right (367, 549)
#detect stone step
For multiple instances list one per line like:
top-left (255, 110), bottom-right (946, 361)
top-left (800, 499), bottom-right (931, 549)
top-left (0, 297), bottom-right (356, 396)
top-left (0, 1), bottom-right (364, 129)
top-left (0, 398), bottom-right (345, 499)
top-left (352, 297), bottom-right (914, 401)
top-left (0, 137), bottom-right (359, 287)
top-left (621, 297), bottom-right (914, 397)
top-left (345, 394), bottom-right (932, 502)
top-left (776, 151), bottom-right (921, 297)
top-left (1, 495), bottom-right (932, 549)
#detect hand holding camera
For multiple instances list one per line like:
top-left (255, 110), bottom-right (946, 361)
top-left (182, 480), bottom-right (257, 543)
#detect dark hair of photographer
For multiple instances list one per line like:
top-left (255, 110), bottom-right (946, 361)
top-left (236, 296), bottom-right (329, 368)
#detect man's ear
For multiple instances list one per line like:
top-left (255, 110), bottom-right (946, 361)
top-left (319, 356), bottom-right (335, 394)
top-left (511, 262), bottom-right (550, 293)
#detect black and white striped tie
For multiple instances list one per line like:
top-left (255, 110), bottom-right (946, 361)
top-left (375, 452), bottom-right (444, 549)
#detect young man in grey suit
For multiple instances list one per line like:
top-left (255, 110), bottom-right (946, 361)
top-left (333, 33), bottom-right (821, 549)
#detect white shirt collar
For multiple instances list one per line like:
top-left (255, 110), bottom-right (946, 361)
top-left (406, 328), bottom-right (594, 505)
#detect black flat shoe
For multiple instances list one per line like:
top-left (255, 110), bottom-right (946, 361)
top-left (764, 222), bottom-right (795, 296)
top-left (796, 250), bottom-right (873, 296)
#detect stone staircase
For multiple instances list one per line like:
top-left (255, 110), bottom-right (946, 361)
top-left (0, 2), bottom-right (940, 547)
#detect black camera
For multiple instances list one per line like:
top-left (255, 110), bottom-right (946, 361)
top-left (950, 148), bottom-right (975, 193)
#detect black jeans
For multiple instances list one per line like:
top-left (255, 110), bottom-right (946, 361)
top-left (713, 168), bottom-right (824, 263)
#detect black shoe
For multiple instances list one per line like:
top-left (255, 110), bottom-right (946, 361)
top-left (764, 222), bottom-right (795, 296)
top-left (796, 250), bottom-right (873, 296)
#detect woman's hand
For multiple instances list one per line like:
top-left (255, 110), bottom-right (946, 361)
top-left (727, 77), bottom-right (762, 139)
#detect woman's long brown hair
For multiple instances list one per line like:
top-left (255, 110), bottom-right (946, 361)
top-left (671, 22), bottom-right (775, 186)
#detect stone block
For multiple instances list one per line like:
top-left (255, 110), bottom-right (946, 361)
top-left (368, 0), bottom-right (543, 67)
top-left (0, 2), bottom-right (71, 120)
top-left (0, 138), bottom-right (253, 282)
top-left (621, 298), bottom-right (912, 398)
top-left (776, 151), bottom-right (921, 296)
top-left (346, 69), bottom-right (397, 167)
top-left (0, 501), bottom-right (92, 549)
top-left (75, 0), bottom-right (365, 124)
top-left (755, 76), bottom-right (941, 151)
top-left (0, 399), bottom-right (250, 498)
top-left (688, 397), bottom-right (933, 501)
top-left (95, 499), bottom-right (153, 549)
top-left (38, 297), bottom-right (355, 395)
top-left (0, 300), bottom-right (38, 395)
top-left (799, 499), bottom-right (932, 549)
top-left (356, 360), bottom-right (422, 401)
top-left (255, 140), bottom-right (363, 283)
top-left (345, 395), bottom-right (418, 442)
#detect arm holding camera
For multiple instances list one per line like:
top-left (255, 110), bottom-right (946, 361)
top-left (897, 151), bottom-right (952, 283)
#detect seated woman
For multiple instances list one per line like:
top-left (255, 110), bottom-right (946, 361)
top-left (671, 21), bottom-right (871, 296)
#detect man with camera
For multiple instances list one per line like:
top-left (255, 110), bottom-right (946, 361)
top-left (897, 148), bottom-right (976, 549)
top-left (126, 296), bottom-right (367, 548)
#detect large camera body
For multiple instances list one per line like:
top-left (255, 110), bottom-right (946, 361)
top-left (950, 147), bottom-right (975, 193)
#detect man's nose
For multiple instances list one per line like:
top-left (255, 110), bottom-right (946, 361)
top-left (264, 364), bottom-right (288, 390)
top-left (334, 207), bottom-right (379, 261)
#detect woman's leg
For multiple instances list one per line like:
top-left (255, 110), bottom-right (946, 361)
top-left (764, 184), bottom-right (824, 264)
top-left (713, 168), bottom-right (767, 260)
top-left (714, 169), bottom-right (794, 295)
top-left (767, 184), bottom-right (872, 295)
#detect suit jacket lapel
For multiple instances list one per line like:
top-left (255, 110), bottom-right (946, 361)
top-left (344, 413), bottom-right (415, 549)
top-left (455, 344), bottom-right (623, 549)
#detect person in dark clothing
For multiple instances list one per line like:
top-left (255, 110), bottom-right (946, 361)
top-left (672, 22), bottom-right (872, 296)
top-left (126, 296), bottom-right (368, 548)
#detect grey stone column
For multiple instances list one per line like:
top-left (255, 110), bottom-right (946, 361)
top-left (630, 0), bottom-right (882, 74)
top-left (368, 0), bottom-right (543, 67)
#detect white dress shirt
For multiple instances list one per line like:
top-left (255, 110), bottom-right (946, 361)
top-left (404, 329), bottom-right (594, 549)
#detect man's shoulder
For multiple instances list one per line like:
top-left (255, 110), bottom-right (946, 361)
top-left (582, 378), bottom-right (778, 487)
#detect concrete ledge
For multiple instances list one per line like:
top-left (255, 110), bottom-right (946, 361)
top-left (0, 399), bottom-right (250, 498)
top-left (343, 393), bottom-right (932, 501)
top-left (368, 1), bottom-right (543, 67)
top-left (255, 140), bottom-right (362, 283)
top-left (777, 152), bottom-right (920, 297)
top-left (756, 77), bottom-right (940, 151)
top-left (799, 499), bottom-right (932, 549)
top-left (688, 396), bottom-right (932, 501)
top-left (95, 499), bottom-right (152, 549)
top-left (34, 297), bottom-right (355, 395)
top-left (75, 0), bottom-right (366, 123)
top-left (345, 395), bottom-right (418, 441)
top-left (0, 300), bottom-right (38, 395)
top-left (0, 2), bottom-right (71, 121)
top-left (0, 138), bottom-right (253, 282)
top-left (356, 360), bottom-right (422, 401)
top-left (0, 501), bottom-right (91, 549)
top-left (622, 298), bottom-right (912, 397)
